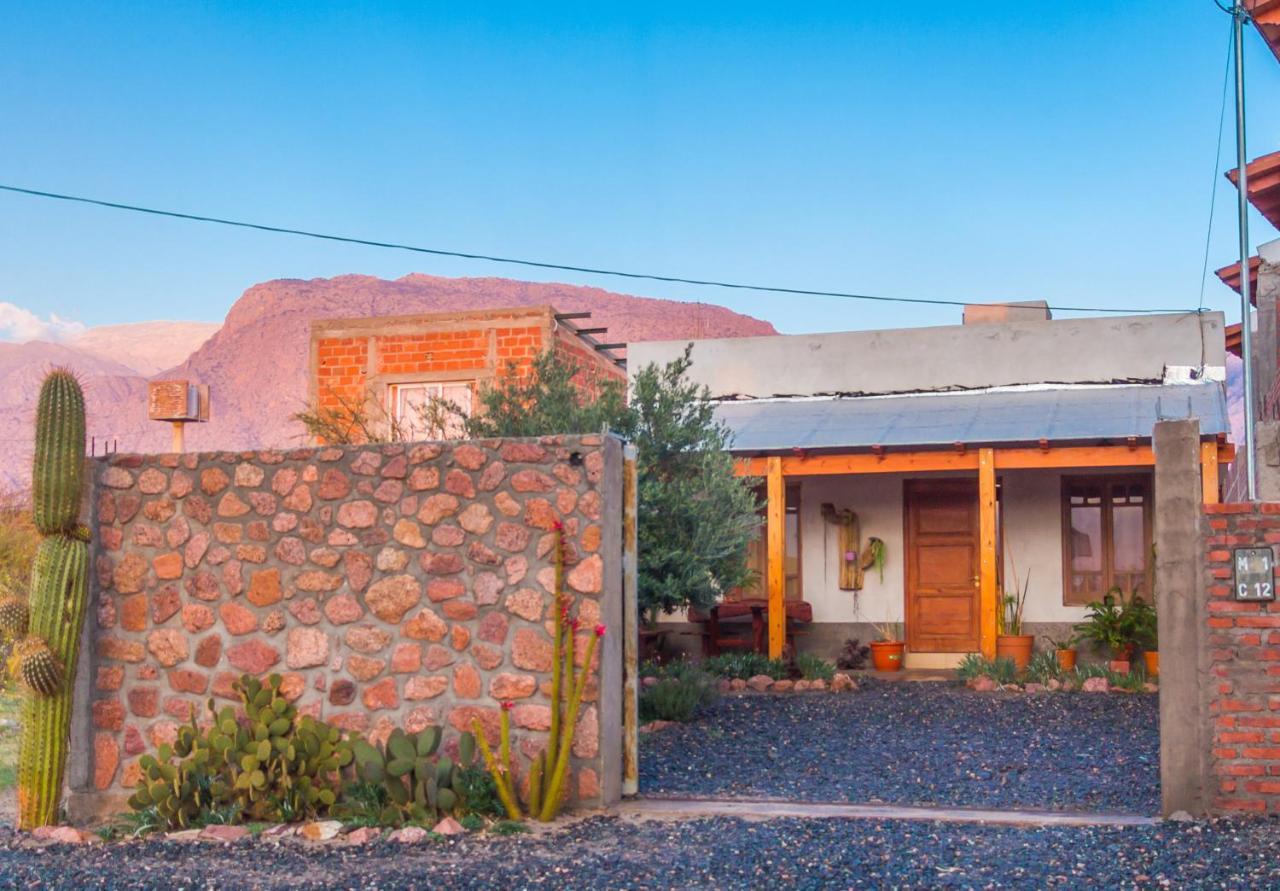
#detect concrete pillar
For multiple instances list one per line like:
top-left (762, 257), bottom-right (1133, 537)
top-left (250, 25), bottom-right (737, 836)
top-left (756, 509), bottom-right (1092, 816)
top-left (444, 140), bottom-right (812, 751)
top-left (1153, 419), bottom-right (1208, 817)
top-left (1254, 260), bottom-right (1278, 419)
top-left (1257, 421), bottom-right (1280, 503)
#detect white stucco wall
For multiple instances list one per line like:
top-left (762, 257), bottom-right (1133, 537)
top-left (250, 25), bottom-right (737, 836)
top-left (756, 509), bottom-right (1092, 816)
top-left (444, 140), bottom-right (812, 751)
top-left (660, 468), bottom-right (1150, 636)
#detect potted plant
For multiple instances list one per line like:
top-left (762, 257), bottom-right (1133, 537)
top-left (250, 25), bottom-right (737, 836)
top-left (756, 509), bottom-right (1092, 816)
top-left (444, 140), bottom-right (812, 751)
top-left (1129, 595), bottom-right (1158, 678)
top-left (1043, 633), bottom-right (1078, 671)
top-left (995, 558), bottom-right (1034, 671)
top-left (1074, 588), bottom-right (1139, 673)
top-left (869, 620), bottom-right (905, 672)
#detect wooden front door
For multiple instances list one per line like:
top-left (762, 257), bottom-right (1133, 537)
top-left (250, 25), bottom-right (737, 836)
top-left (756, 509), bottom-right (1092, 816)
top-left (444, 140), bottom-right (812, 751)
top-left (905, 480), bottom-right (980, 653)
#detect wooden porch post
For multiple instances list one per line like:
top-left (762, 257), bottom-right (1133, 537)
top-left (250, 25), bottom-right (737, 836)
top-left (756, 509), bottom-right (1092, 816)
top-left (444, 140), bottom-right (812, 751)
top-left (978, 448), bottom-right (998, 659)
top-left (1200, 440), bottom-right (1220, 505)
top-left (766, 455), bottom-right (786, 659)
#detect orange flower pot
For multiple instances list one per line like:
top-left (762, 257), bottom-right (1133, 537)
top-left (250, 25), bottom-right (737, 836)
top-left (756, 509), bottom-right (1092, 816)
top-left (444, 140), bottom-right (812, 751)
top-left (1109, 659), bottom-right (1130, 674)
top-left (1143, 651), bottom-right (1159, 678)
top-left (996, 634), bottom-right (1035, 671)
top-left (1055, 648), bottom-right (1077, 671)
top-left (870, 640), bottom-right (905, 672)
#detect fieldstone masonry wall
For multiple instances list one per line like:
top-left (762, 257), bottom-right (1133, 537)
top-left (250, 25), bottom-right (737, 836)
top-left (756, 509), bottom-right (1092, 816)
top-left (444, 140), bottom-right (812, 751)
top-left (1202, 502), bottom-right (1280, 815)
top-left (70, 435), bottom-right (623, 817)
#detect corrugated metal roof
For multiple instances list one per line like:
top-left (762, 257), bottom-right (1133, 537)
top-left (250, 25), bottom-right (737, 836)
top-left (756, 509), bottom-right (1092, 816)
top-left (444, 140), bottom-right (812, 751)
top-left (716, 383), bottom-right (1230, 453)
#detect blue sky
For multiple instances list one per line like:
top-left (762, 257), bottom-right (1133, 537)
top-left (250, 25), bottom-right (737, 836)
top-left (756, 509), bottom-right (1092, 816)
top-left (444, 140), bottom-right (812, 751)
top-left (1, 1), bottom-right (1278, 338)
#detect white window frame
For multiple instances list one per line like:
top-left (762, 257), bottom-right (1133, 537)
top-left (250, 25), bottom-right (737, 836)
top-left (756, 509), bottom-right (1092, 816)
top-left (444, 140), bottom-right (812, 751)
top-left (386, 381), bottom-right (473, 441)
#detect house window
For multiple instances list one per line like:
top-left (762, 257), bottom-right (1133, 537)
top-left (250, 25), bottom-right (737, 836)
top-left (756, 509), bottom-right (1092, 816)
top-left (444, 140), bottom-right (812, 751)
top-left (741, 482), bottom-right (802, 601)
top-left (387, 381), bottom-right (473, 440)
top-left (1061, 475), bottom-right (1152, 605)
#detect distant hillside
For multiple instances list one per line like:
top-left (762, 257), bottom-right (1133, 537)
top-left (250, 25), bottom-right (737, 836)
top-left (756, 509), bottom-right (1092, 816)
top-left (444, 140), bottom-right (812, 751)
top-left (0, 275), bottom-right (776, 489)
top-left (71, 321), bottom-right (219, 376)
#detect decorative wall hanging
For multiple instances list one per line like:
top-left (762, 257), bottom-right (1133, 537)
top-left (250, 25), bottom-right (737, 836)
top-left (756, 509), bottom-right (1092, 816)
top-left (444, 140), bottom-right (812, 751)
top-left (821, 503), bottom-right (863, 591)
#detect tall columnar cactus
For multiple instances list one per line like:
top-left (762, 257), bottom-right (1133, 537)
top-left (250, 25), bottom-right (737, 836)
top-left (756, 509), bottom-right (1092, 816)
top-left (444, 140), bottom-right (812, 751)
top-left (475, 523), bottom-right (605, 822)
top-left (31, 370), bottom-right (85, 536)
top-left (9, 369), bottom-right (90, 830)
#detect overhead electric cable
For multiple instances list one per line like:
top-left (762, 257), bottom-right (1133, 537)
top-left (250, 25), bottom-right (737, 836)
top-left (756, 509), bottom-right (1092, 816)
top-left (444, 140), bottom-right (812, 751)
top-left (0, 182), bottom-right (1196, 315)
top-left (1198, 19), bottom-right (1236, 312)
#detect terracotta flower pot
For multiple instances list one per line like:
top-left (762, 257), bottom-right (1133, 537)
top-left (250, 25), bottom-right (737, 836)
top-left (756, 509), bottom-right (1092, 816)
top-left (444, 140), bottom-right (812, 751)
top-left (1109, 659), bottom-right (1130, 674)
top-left (870, 640), bottom-right (905, 672)
top-left (996, 634), bottom-right (1035, 671)
top-left (1143, 651), bottom-right (1159, 678)
top-left (1055, 648), bottom-right (1077, 671)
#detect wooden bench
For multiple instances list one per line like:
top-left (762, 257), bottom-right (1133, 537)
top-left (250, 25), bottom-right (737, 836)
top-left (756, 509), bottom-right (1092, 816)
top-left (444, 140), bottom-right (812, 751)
top-left (688, 598), bottom-right (814, 657)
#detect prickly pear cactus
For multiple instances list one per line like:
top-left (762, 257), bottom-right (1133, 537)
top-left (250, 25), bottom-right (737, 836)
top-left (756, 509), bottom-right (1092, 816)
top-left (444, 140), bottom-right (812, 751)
top-left (15, 369), bottom-right (90, 830)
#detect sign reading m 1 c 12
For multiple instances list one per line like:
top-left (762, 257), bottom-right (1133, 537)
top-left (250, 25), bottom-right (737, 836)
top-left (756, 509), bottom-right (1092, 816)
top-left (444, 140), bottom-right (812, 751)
top-left (1234, 547), bottom-right (1276, 602)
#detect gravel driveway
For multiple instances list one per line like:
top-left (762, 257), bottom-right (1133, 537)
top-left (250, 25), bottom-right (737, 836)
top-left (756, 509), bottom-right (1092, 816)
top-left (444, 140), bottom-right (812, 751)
top-left (640, 681), bottom-right (1159, 813)
top-left (0, 816), bottom-right (1276, 889)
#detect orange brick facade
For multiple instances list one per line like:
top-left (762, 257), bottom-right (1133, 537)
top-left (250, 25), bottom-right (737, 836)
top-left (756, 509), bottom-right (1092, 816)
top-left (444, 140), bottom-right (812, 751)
top-left (1203, 502), bottom-right (1280, 814)
top-left (311, 307), bottom-right (624, 441)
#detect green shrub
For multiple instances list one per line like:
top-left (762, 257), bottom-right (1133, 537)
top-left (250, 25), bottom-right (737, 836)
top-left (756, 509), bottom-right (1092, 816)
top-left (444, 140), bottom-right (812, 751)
top-left (956, 653), bottom-right (988, 682)
top-left (701, 652), bottom-right (788, 680)
top-left (795, 653), bottom-right (835, 681)
top-left (640, 669), bottom-right (718, 723)
top-left (453, 765), bottom-right (502, 817)
top-left (1024, 651), bottom-right (1061, 685)
top-left (955, 654), bottom-right (1017, 685)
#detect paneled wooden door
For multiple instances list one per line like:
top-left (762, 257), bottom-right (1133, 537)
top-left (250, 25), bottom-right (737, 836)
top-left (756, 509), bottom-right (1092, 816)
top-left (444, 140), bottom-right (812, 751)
top-left (904, 480), bottom-right (980, 653)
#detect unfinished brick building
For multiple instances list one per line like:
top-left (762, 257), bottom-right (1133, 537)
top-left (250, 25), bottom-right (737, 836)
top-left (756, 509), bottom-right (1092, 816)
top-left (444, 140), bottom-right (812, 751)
top-left (309, 307), bottom-right (625, 441)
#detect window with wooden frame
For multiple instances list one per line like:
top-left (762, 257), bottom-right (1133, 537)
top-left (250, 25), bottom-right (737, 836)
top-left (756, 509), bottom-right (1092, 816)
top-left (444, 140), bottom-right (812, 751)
top-left (740, 482), bottom-right (802, 601)
top-left (1061, 474), bottom-right (1152, 605)
top-left (386, 381), bottom-right (473, 440)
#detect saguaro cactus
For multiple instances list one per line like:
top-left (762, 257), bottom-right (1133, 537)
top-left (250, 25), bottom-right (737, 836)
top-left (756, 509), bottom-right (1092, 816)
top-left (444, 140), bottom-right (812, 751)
top-left (11, 369), bottom-right (90, 829)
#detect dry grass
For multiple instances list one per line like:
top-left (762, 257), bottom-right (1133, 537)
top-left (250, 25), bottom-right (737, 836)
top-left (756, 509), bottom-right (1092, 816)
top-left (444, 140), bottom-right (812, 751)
top-left (0, 495), bottom-right (35, 793)
top-left (0, 687), bottom-right (17, 791)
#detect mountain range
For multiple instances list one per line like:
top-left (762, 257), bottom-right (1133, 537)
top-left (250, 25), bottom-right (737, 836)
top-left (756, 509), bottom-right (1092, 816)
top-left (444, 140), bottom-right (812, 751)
top-left (0, 275), bottom-right (776, 489)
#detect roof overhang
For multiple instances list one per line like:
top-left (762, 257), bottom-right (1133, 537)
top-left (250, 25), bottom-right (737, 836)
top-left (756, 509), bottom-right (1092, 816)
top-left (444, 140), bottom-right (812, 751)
top-left (1216, 255), bottom-right (1262, 302)
top-left (1247, 1), bottom-right (1280, 65)
top-left (1227, 150), bottom-right (1280, 231)
top-left (718, 383), bottom-right (1230, 455)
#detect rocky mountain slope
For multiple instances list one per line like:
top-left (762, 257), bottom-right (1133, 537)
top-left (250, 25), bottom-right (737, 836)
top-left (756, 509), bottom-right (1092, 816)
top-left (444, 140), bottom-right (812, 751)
top-left (0, 275), bottom-right (776, 489)
top-left (70, 321), bottom-right (220, 376)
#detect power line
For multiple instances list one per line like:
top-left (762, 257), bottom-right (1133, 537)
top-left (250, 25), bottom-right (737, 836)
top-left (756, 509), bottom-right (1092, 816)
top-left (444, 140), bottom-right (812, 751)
top-left (1198, 18), bottom-right (1235, 313)
top-left (0, 182), bottom-right (1197, 316)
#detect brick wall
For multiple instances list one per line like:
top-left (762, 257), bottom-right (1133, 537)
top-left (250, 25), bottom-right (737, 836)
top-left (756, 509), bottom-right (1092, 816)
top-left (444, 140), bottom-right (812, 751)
top-left (73, 435), bottom-right (623, 816)
top-left (1203, 502), bottom-right (1280, 814)
top-left (312, 308), bottom-right (624, 429)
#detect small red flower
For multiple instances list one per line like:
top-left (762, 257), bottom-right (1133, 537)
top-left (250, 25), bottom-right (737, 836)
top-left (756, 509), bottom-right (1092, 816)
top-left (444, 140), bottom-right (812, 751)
top-left (501, 700), bottom-right (514, 711)
top-left (594, 623), bottom-right (607, 637)
top-left (552, 519), bottom-right (564, 531)
top-left (570, 618), bottom-right (582, 632)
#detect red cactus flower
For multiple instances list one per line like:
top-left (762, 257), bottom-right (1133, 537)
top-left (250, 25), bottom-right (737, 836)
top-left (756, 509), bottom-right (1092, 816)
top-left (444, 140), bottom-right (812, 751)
top-left (552, 519), bottom-right (564, 531)
top-left (570, 618), bottom-right (582, 632)
top-left (501, 700), bottom-right (514, 711)
top-left (594, 623), bottom-right (607, 637)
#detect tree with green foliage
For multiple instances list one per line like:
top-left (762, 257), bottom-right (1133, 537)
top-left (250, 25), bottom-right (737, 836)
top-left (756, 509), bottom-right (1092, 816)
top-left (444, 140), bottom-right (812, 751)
top-left (611, 348), bottom-right (759, 622)
top-left (464, 350), bottom-right (628, 439)
top-left (473, 347), bottom-right (759, 624)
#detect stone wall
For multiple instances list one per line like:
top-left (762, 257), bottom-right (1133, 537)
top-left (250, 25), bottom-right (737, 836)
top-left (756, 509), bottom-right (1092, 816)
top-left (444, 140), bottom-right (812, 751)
top-left (1202, 502), bottom-right (1280, 815)
top-left (71, 435), bottom-right (623, 817)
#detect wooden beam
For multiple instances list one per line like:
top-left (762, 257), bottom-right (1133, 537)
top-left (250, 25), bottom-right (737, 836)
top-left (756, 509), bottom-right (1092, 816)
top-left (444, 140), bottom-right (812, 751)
top-left (737, 451), bottom-right (979, 477)
top-left (993, 445), bottom-right (1154, 469)
top-left (766, 456), bottom-right (786, 660)
top-left (978, 448), bottom-right (998, 661)
top-left (737, 444), bottom-right (1235, 479)
top-left (1200, 440), bottom-right (1221, 505)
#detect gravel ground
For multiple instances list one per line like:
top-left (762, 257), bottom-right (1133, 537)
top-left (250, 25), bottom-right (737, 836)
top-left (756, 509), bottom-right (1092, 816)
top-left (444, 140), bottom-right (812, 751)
top-left (0, 815), bottom-right (1277, 889)
top-left (640, 681), bottom-right (1159, 813)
